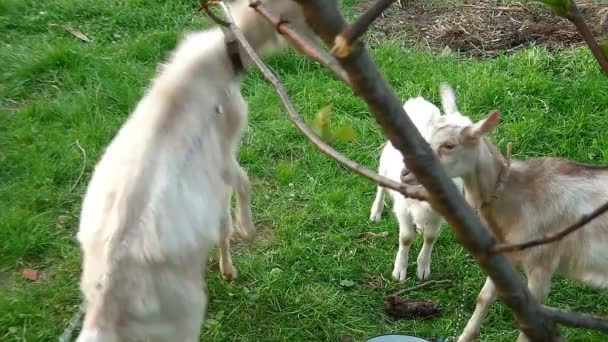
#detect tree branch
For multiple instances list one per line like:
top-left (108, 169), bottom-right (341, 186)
top-left (332, 0), bottom-right (397, 58)
top-left (212, 1), bottom-right (428, 202)
top-left (490, 200), bottom-right (608, 254)
top-left (248, 0), bottom-right (351, 86)
top-left (566, 0), bottom-right (608, 76)
top-left (543, 306), bottom-right (608, 333)
top-left (539, 0), bottom-right (608, 76)
top-left (291, 0), bottom-right (558, 340)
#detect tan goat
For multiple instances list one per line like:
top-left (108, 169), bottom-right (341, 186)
top-left (404, 84), bottom-right (608, 342)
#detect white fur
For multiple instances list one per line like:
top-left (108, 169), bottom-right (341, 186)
top-left (370, 97), bottom-right (463, 282)
top-left (414, 84), bottom-right (608, 342)
top-left (75, 1), bottom-right (314, 341)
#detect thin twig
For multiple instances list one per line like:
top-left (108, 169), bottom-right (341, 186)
top-left (70, 139), bottom-right (87, 192)
top-left (392, 279), bottom-right (452, 297)
top-left (490, 200), bottom-right (608, 254)
top-left (248, 0), bottom-right (351, 86)
top-left (543, 306), bottom-right (608, 333)
top-left (332, 0), bottom-right (397, 58)
top-left (58, 302), bottom-right (85, 342)
top-left (213, 1), bottom-right (428, 202)
top-left (198, 0), bottom-right (231, 27)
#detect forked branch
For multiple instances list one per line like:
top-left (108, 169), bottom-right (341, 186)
top-left (248, 0), bottom-right (352, 86)
top-left (490, 200), bottom-right (608, 254)
top-left (331, 0), bottom-right (397, 58)
top-left (210, 1), bottom-right (428, 202)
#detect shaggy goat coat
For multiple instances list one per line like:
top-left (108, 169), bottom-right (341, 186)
top-left (75, 1), bottom-right (314, 340)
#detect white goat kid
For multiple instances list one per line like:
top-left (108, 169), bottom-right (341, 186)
top-left (404, 84), bottom-right (608, 342)
top-left (370, 97), bottom-right (464, 282)
top-left (75, 1), bottom-right (315, 341)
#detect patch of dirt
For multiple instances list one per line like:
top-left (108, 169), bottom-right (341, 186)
top-left (359, 0), bottom-right (608, 57)
top-left (384, 295), bottom-right (441, 320)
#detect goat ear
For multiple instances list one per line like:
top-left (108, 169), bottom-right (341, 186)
top-left (465, 111), bottom-right (501, 140)
top-left (440, 83), bottom-right (458, 115)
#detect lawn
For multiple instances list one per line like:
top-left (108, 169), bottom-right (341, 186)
top-left (2, 0), bottom-right (608, 341)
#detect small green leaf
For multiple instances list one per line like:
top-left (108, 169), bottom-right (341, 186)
top-left (310, 105), bottom-right (334, 141)
top-left (313, 105), bottom-right (332, 129)
top-left (270, 267), bottom-right (283, 277)
top-left (333, 126), bottom-right (357, 143)
top-left (340, 279), bottom-right (355, 287)
top-left (309, 104), bottom-right (358, 145)
top-left (205, 319), bottom-right (219, 326)
top-left (319, 105), bottom-right (333, 140)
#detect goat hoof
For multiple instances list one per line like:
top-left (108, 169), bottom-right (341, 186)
top-left (392, 268), bottom-right (408, 283)
top-left (416, 267), bottom-right (431, 281)
top-left (237, 222), bottom-right (256, 242)
top-left (369, 213), bottom-right (381, 222)
top-left (239, 230), bottom-right (256, 242)
top-left (221, 265), bottom-right (238, 281)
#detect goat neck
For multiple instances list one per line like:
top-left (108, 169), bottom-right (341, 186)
top-left (462, 137), bottom-right (506, 214)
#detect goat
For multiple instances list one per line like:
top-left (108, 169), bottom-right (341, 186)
top-left (403, 84), bottom-right (608, 342)
top-left (370, 97), bottom-right (464, 282)
top-left (75, 1), bottom-right (315, 341)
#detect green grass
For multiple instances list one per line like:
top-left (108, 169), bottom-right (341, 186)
top-left (2, 0), bottom-right (608, 341)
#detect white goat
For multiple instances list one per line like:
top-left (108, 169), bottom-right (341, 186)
top-left (75, 1), bottom-right (315, 341)
top-left (403, 84), bottom-right (608, 342)
top-left (370, 97), bottom-right (464, 282)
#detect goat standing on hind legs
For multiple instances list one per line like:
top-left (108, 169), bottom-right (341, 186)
top-left (402, 84), bottom-right (608, 342)
top-left (75, 1), bottom-right (316, 341)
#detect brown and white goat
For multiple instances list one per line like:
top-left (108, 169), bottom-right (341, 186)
top-left (75, 1), bottom-right (315, 341)
top-left (403, 84), bottom-right (608, 342)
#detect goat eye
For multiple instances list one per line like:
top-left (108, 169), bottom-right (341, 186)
top-left (441, 143), bottom-right (455, 151)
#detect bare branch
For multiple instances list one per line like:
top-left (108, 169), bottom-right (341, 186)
top-left (565, 0), bottom-right (608, 76)
top-left (332, 0), bottom-right (397, 58)
top-left (490, 200), bottom-right (608, 254)
top-left (248, 0), bottom-right (351, 86)
top-left (198, 0), bottom-right (231, 27)
top-left (543, 306), bottom-right (608, 333)
top-left (291, 0), bottom-right (558, 339)
top-left (211, 1), bottom-right (428, 202)
top-left (540, 0), bottom-right (608, 76)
